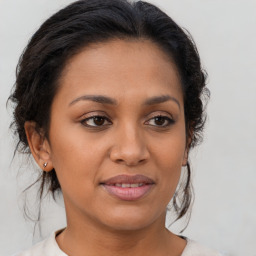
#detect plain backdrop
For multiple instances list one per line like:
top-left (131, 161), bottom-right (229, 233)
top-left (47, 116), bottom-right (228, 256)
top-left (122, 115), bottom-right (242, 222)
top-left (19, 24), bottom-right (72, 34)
top-left (0, 0), bottom-right (256, 255)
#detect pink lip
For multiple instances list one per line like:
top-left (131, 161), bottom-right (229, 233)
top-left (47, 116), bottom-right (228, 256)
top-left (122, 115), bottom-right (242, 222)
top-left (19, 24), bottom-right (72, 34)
top-left (101, 175), bottom-right (155, 201)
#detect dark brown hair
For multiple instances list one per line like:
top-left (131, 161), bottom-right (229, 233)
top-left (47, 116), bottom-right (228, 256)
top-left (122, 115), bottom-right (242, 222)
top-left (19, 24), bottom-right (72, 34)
top-left (9, 0), bottom-right (209, 230)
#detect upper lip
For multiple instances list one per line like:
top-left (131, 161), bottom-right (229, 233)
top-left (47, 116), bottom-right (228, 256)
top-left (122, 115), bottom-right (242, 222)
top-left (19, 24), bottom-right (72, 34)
top-left (101, 174), bottom-right (155, 185)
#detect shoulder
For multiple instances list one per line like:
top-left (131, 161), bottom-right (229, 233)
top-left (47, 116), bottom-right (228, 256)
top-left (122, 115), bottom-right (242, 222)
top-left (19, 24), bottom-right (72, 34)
top-left (11, 228), bottom-right (67, 256)
top-left (182, 239), bottom-right (223, 256)
top-left (11, 238), bottom-right (49, 256)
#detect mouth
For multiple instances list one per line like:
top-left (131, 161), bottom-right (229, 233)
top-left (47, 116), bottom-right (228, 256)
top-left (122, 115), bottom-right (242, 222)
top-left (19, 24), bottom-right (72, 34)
top-left (100, 174), bottom-right (155, 201)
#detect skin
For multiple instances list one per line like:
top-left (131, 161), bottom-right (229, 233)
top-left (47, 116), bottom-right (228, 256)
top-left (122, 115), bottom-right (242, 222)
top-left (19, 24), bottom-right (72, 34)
top-left (25, 39), bottom-right (189, 256)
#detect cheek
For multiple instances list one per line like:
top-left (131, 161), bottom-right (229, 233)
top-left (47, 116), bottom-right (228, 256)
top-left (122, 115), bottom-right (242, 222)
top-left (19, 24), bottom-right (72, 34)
top-left (149, 132), bottom-right (186, 194)
top-left (48, 124), bottom-right (106, 188)
top-left (151, 130), bottom-right (186, 170)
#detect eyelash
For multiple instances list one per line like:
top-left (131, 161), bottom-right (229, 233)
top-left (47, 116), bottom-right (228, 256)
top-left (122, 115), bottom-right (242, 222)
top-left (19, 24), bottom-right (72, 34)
top-left (145, 115), bottom-right (174, 127)
top-left (80, 114), bottom-right (174, 128)
top-left (81, 115), bottom-right (112, 128)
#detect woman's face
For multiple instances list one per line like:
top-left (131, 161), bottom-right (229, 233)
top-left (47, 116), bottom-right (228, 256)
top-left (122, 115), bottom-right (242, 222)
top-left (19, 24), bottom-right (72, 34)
top-left (46, 39), bottom-right (187, 231)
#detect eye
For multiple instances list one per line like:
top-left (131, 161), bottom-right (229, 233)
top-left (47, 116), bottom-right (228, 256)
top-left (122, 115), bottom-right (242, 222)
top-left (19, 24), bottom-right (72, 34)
top-left (81, 115), bottom-right (112, 127)
top-left (146, 115), bottom-right (174, 127)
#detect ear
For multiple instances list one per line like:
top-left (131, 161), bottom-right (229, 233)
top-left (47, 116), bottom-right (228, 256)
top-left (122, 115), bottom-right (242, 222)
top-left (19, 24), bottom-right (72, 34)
top-left (182, 130), bottom-right (193, 166)
top-left (24, 121), bottom-right (53, 172)
top-left (182, 147), bottom-right (189, 167)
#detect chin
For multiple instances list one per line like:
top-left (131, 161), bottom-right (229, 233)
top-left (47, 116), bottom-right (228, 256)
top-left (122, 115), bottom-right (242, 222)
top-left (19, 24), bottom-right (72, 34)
top-left (98, 206), bottom-right (162, 232)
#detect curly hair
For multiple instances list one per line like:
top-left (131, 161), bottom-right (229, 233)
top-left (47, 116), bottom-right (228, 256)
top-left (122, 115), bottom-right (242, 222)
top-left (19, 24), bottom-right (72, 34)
top-left (9, 0), bottom-right (208, 228)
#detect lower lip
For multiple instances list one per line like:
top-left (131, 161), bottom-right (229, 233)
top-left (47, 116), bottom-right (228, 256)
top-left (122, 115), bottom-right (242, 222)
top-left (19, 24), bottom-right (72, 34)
top-left (102, 184), bottom-right (154, 201)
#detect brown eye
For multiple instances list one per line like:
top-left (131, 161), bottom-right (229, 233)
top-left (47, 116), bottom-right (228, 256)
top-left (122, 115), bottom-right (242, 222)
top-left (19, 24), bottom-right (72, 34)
top-left (81, 115), bottom-right (111, 127)
top-left (146, 115), bottom-right (174, 127)
top-left (93, 116), bottom-right (105, 126)
top-left (154, 116), bottom-right (166, 126)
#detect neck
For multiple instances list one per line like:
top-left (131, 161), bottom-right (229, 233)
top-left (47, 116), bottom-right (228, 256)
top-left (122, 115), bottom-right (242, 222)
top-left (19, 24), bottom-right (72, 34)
top-left (56, 210), bottom-right (186, 256)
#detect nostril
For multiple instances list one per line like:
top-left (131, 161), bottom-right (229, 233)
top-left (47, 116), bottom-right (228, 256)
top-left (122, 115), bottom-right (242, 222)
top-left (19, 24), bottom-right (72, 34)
top-left (109, 138), bottom-right (149, 166)
top-left (113, 157), bottom-right (147, 167)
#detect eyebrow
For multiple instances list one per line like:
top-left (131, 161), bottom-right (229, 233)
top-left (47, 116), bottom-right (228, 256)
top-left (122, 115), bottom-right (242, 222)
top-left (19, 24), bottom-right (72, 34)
top-left (69, 95), bottom-right (117, 106)
top-left (69, 94), bottom-right (180, 109)
top-left (143, 95), bottom-right (180, 109)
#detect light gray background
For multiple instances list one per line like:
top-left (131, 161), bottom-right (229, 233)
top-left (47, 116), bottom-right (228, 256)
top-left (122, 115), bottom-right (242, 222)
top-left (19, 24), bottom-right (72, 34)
top-left (0, 0), bottom-right (255, 255)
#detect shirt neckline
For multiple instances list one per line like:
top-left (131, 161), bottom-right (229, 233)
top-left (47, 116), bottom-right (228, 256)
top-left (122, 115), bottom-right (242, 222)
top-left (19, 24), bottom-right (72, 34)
top-left (52, 227), bottom-right (192, 256)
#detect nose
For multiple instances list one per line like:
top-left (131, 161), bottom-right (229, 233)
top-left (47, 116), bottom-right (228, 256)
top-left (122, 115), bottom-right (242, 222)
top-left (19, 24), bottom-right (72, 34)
top-left (109, 123), bottom-right (149, 166)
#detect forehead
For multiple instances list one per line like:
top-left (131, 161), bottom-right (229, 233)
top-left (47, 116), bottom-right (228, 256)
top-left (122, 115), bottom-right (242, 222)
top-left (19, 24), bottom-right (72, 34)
top-left (56, 39), bottom-right (183, 105)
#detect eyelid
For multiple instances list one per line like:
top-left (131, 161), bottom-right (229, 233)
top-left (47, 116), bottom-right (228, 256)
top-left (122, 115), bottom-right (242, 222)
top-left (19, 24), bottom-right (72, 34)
top-left (145, 111), bottom-right (174, 120)
top-left (144, 111), bottom-right (175, 127)
top-left (145, 116), bottom-right (174, 125)
top-left (79, 111), bottom-right (111, 120)
top-left (79, 112), bottom-right (112, 127)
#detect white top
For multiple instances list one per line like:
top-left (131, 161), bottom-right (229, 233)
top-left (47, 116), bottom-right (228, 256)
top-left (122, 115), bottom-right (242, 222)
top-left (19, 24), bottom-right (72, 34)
top-left (13, 228), bottom-right (222, 256)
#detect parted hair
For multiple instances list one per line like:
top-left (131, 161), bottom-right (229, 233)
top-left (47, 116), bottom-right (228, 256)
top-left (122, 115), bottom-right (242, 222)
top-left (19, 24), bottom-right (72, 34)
top-left (9, 0), bottom-right (208, 227)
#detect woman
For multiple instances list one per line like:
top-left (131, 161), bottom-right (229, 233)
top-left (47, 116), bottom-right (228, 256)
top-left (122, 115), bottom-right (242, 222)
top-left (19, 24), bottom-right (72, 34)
top-left (10, 0), bottom-right (221, 255)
